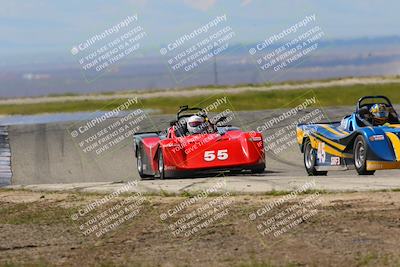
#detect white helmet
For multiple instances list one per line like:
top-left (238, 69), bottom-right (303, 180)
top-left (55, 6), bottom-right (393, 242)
top-left (187, 115), bottom-right (206, 134)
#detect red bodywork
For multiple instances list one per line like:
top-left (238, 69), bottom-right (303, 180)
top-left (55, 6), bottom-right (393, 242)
top-left (135, 126), bottom-right (265, 178)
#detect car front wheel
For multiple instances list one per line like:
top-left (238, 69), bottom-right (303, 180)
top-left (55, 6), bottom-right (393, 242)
top-left (304, 138), bottom-right (327, 176)
top-left (137, 151), bottom-right (153, 180)
top-left (353, 135), bottom-right (375, 175)
top-left (158, 149), bottom-right (165, 180)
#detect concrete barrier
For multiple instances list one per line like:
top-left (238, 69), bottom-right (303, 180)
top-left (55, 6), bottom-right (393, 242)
top-left (9, 122), bottom-right (134, 184)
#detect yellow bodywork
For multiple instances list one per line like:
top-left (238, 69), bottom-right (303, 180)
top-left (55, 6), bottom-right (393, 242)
top-left (296, 126), bottom-right (351, 158)
top-left (297, 124), bottom-right (400, 170)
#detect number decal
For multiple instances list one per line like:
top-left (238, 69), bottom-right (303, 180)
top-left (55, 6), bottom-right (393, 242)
top-left (204, 150), bottom-right (229, 161)
top-left (204, 151), bottom-right (216, 162)
top-left (217, 149), bottom-right (228, 160)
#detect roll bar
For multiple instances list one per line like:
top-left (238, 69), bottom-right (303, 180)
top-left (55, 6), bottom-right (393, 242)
top-left (356, 95), bottom-right (393, 112)
top-left (177, 105), bottom-right (207, 120)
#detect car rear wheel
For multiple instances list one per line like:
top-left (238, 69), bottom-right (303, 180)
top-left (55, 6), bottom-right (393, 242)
top-left (158, 149), bottom-right (165, 180)
top-left (353, 135), bottom-right (375, 175)
top-left (304, 138), bottom-right (327, 176)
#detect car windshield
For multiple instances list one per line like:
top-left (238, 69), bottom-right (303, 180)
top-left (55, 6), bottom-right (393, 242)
top-left (217, 126), bottom-right (239, 135)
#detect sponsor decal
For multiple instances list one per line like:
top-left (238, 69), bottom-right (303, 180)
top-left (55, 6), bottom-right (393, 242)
top-left (317, 142), bottom-right (326, 163)
top-left (331, 157), bottom-right (340, 166)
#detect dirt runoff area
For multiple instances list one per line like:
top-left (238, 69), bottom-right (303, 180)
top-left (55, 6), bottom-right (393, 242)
top-left (0, 189), bottom-right (400, 267)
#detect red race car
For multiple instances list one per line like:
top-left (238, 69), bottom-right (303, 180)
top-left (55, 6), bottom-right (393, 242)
top-left (133, 106), bottom-right (265, 179)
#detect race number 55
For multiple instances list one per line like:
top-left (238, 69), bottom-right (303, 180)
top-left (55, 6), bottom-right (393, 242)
top-left (204, 149), bottom-right (229, 161)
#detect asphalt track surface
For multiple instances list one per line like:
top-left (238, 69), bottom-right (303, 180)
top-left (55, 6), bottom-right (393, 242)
top-left (6, 106), bottom-right (400, 193)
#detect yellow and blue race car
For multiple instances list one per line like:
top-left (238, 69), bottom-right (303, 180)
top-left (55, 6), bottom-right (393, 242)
top-left (297, 96), bottom-right (400, 175)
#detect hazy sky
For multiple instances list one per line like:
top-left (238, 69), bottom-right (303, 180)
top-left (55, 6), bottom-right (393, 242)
top-left (1, 0), bottom-right (399, 56)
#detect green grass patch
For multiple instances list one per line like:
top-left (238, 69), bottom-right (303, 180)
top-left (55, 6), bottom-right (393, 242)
top-left (1, 82), bottom-right (400, 115)
top-left (0, 261), bottom-right (53, 267)
top-left (237, 260), bottom-right (299, 267)
top-left (263, 189), bottom-right (328, 196)
top-left (126, 82), bottom-right (400, 114)
top-left (0, 202), bottom-right (77, 225)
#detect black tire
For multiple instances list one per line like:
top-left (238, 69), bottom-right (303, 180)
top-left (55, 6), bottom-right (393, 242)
top-left (303, 138), bottom-right (328, 176)
top-left (158, 149), bottom-right (165, 180)
top-left (353, 135), bottom-right (375, 175)
top-left (251, 164), bottom-right (265, 174)
top-left (137, 151), bottom-right (153, 180)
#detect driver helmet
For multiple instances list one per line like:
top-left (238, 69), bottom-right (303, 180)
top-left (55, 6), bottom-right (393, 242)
top-left (369, 104), bottom-right (389, 125)
top-left (187, 115), bottom-right (206, 134)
